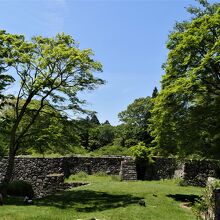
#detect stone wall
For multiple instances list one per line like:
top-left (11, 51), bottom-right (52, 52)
top-left (0, 157), bottom-right (65, 197)
top-left (63, 156), bottom-right (127, 176)
top-left (1, 155), bottom-right (220, 198)
top-left (183, 159), bottom-right (220, 187)
top-left (143, 157), bottom-right (220, 187)
top-left (41, 174), bottom-right (65, 198)
top-left (120, 158), bottom-right (137, 181)
top-left (144, 157), bottom-right (178, 180)
top-left (0, 156), bottom-right (133, 197)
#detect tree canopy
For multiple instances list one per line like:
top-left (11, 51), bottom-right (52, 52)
top-left (0, 31), bottom-right (104, 184)
top-left (118, 96), bottom-right (153, 147)
top-left (150, 0), bottom-right (220, 158)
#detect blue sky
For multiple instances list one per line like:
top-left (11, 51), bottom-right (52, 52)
top-left (0, 0), bottom-right (211, 125)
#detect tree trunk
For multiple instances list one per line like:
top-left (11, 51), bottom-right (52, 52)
top-left (3, 147), bottom-right (16, 185)
top-left (1, 142), bottom-right (16, 200)
top-left (2, 129), bottom-right (17, 185)
top-left (2, 93), bottom-right (34, 188)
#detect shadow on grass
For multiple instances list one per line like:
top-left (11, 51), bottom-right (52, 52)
top-left (30, 189), bottom-right (141, 212)
top-left (167, 194), bottom-right (201, 205)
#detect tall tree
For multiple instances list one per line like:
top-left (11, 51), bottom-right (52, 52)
top-left (0, 31), bottom-right (104, 184)
top-left (88, 124), bottom-right (115, 150)
top-left (90, 113), bottom-right (100, 125)
top-left (118, 97), bottom-right (153, 146)
top-left (152, 87), bottom-right (158, 98)
top-left (150, 1), bottom-right (220, 157)
top-left (103, 120), bottom-right (110, 125)
top-left (76, 117), bottom-right (93, 150)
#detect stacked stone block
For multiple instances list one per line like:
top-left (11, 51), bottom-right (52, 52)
top-left (120, 159), bottom-right (137, 181)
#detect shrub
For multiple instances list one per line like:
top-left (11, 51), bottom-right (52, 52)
top-left (174, 178), bottom-right (188, 187)
top-left (7, 180), bottom-right (34, 198)
top-left (111, 175), bottom-right (120, 181)
top-left (76, 171), bottom-right (88, 179)
top-left (129, 142), bottom-right (154, 164)
top-left (130, 142), bottom-right (155, 180)
top-left (95, 171), bottom-right (107, 177)
top-left (69, 146), bottom-right (89, 155)
top-left (92, 145), bottom-right (131, 156)
top-left (193, 178), bottom-right (220, 219)
top-left (65, 172), bottom-right (89, 182)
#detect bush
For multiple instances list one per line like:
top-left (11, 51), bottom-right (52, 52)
top-left (129, 142), bottom-right (154, 163)
top-left (92, 145), bottom-right (131, 156)
top-left (130, 142), bottom-right (155, 180)
top-left (174, 178), bottom-right (188, 187)
top-left (95, 171), bottom-right (107, 177)
top-left (69, 146), bottom-right (89, 155)
top-left (111, 175), bottom-right (120, 181)
top-left (193, 178), bottom-right (220, 219)
top-left (76, 171), bottom-right (88, 179)
top-left (7, 180), bottom-right (34, 198)
top-left (65, 172), bottom-right (89, 182)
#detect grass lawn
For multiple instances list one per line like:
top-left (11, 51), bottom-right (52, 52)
top-left (0, 174), bottom-right (202, 220)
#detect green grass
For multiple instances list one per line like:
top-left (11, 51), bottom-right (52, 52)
top-left (0, 175), bottom-right (202, 220)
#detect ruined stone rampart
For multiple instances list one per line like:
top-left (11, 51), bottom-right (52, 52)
top-left (1, 156), bottom-right (220, 197)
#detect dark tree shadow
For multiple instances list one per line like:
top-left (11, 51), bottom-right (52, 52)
top-left (167, 194), bottom-right (201, 206)
top-left (32, 190), bottom-right (142, 212)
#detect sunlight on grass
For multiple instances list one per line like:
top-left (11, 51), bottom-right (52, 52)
top-left (0, 175), bottom-right (202, 220)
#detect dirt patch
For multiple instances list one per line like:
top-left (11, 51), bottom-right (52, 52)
top-left (180, 202), bottom-right (192, 210)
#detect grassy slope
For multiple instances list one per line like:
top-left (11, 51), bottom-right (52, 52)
top-left (0, 175), bottom-right (202, 220)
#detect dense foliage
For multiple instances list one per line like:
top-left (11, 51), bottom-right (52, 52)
top-left (6, 180), bottom-right (34, 198)
top-left (118, 95), bottom-right (155, 147)
top-left (0, 96), bottom-right (155, 157)
top-left (150, 0), bottom-right (220, 158)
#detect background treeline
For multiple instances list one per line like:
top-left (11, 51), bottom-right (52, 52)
top-left (0, 88), bottom-right (157, 156)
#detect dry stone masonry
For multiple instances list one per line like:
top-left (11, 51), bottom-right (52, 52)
top-left (0, 156), bottom-right (136, 197)
top-left (120, 159), bottom-right (137, 180)
top-left (1, 156), bottom-right (220, 197)
top-left (183, 160), bottom-right (220, 187)
top-left (145, 157), bottom-right (220, 187)
top-left (144, 157), bottom-right (178, 180)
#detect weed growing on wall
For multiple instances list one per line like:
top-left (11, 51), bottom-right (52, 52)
top-left (193, 178), bottom-right (220, 219)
